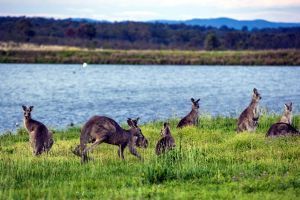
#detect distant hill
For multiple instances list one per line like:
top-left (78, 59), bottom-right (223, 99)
top-left (1, 16), bottom-right (300, 50)
top-left (70, 18), bottom-right (109, 23)
top-left (150, 17), bottom-right (300, 30)
top-left (69, 17), bottom-right (300, 30)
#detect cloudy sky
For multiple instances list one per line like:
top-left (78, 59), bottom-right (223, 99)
top-left (1, 0), bottom-right (300, 22)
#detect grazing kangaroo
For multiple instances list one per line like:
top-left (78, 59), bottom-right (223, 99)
top-left (22, 105), bottom-right (54, 155)
top-left (177, 98), bottom-right (200, 128)
top-left (266, 122), bottom-right (299, 137)
top-left (155, 122), bottom-right (175, 155)
top-left (237, 88), bottom-right (262, 132)
top-left (73, 116), bottom-right (148, 163)
top-left (267, 103), bottom-right (299, 137)
top-left (279, 102), bottom-right (293, 124)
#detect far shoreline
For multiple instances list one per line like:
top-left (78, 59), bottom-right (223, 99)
top-left (0, 43), bottom-right (300, 66)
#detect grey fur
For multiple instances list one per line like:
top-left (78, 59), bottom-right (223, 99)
top-left (237, 88), bottom-right (262, 132)
top-left (177, 98), bottom-right (200, 128)
top-left (279, 102), bottom-right (292, 124)
top-left (22, 105), bottom-right (54, 155)
top-left (73, 116), bottom-right (148, 163)
top-left (267, 102), bottom-right (299, 137)
top-left (155, 122), bottom-right (175, 155)
top-left (266, 122), bottom-right (299, 137)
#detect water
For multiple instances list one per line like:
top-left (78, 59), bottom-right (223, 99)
top-left (0, 64), bottom-right (299, 133)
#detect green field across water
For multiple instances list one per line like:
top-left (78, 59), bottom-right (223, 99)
top-left (0, 43), bottom-right (300, 65)
top-left (0, 115), bottom-right (300, 199)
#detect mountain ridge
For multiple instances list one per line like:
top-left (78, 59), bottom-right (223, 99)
top-left (149, 17), bottom-right (300, 30)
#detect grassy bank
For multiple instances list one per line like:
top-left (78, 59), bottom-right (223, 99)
top-left (0, 43), bottom-right (299, 65)
top-left (1, 115), bottom-right (300, 199)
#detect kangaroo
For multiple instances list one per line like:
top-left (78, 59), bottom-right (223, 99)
top-left (155, 122), bottom-right (175, 155)
top-left (22, 105), bottom-right (54, 155)
top-left (237, 88), bottom-right (262, 132)
top-left (279, 102), bottom-right (292, 124)
top-left (267, 103), bottom-right (299, 137)
top-left (177, 98), bottom-right (200, 128)
top-left (266, 123), bottom-right (299, 137)
top-left (73, 116), bottom-right (148, 163)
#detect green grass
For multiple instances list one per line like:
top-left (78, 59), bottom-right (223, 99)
top-left (0, 115), bottom-right (300, 199)
top-left (0, 49), bottom-right (300, 65)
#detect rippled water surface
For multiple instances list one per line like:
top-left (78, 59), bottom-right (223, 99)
top-left (0, 64), bottom-right (299, 132)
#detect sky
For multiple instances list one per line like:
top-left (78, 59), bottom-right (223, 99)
top-left (1, 0), bottom-right (300, 22)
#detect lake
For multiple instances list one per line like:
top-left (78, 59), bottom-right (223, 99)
top-left (0, 64), bottom-right (299, 133)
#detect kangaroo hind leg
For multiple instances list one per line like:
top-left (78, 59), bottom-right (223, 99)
top-left (81, 136), bottom-right (106, 163)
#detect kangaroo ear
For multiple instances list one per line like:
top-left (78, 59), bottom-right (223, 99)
top-left (132, 117), bottom-right (139, 127)
top-left (196, 99), bottom-right (200, 103)
top-left (164, 122), bottom-right (170, 128)
top-left (289, 102), bottom-right (292, 111)
top-left (284, 104), bottom-right (288, 110)
top-left (253, 88), bottom-right (258, 94)
top-left (163, 122), bottom-right (167, 128)
top-left (29, 106), bottom-right (34, 112)
top-left (191, 98), bottom-right (195, 102)
top-left (127, 118), bottom-right (134, 127)
top-left (22, 105), bottom-right (27, 111)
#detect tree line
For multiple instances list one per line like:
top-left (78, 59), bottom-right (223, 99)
top-left (0, 16), bottom-right (300, 50)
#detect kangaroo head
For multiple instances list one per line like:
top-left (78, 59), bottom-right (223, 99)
top-left (22, 105), bottom-right (34, 120)
top-left (160, 122), bottom-right (171, 136)
top-left (132, 117), bottom-right (140, 127)
top-left (252, 88), bottom-right (262, 102)
top-left (284, 102), bottom-right (293, 120)
top-left (284, 102), bottom-right (292, 113)
top-left (191, 98), bottom-right (200, 109)
top-left (127, 118), bottom-right (148, 148)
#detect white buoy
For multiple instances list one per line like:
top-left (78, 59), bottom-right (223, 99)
top-left (82, 62), bottom-right (88, 68)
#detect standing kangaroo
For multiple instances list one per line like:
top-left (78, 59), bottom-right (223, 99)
top-left (267, 102), bottom-right (299, 137)
top-left (177, 98), bottom-right (200, 128)
top-left (22, 105), bottom-right (54, 155)
top-left (155, 122), bottom-right (175, 155)
top-left (279, 102), bottom-right (293, 124)
top-left (237, 88), bottom-right (262, 132)
top-left (73, 116), bottom-right (148, 163)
